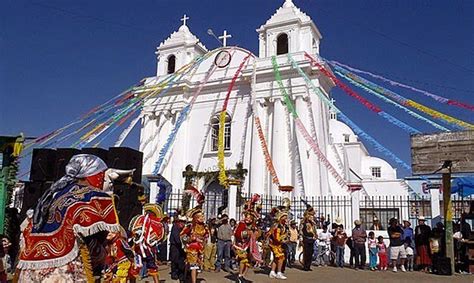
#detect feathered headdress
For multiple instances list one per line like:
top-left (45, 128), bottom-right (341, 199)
top-left (184, 186), bottom-right (205, 220)
top-left (243, 193), bottom-right (261, 219)
top-left (301, 197), bottom-right (315, 218)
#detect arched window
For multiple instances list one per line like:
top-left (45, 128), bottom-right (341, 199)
top-left (167, 55), bottom-right (176, 74)
top-left (276, 33), bottom-right (289, 55)
top-left (210, 113), bottom-right (231, 151)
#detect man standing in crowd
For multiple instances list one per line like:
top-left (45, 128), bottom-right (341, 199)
top-left (301, 205), bottom-right (317, 271)
top-left (169, 212), bottom-right (186, 282)
top-left (287, 220), bottom-right (299, 267)
top-left (203, 218), bottom-right (218, 272)
top-left (388, 218), bottom-right (406, 272)
top-left (352, 220), bottom-right (367, 270)
top-left (216, 214), bottom-right (233, 272)
top-left (403, 220), bottom-right (414, 248)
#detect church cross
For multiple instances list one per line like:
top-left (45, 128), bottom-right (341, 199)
top-left (218, 30), bottom-right (232, 47)
top-left (180, 14), bottom-right (189, 26)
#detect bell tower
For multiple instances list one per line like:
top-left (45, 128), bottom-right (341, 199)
top-left (256, 0), bottom-right (322, 58)
top-left (155, 15), bottom-right (207, 76)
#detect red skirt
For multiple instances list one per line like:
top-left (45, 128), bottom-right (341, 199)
top-left (416, 245), bottom-right (432, 266)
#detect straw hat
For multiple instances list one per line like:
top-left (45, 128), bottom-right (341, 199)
top-left (354, 219), bottom-right (362, 226)
top-left (335, 217), bottom-right (343, 225)
top-left (418, 216), bottom-right (426, 221)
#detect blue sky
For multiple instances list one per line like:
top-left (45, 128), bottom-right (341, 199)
top-left (1, 0), bottom-right (473, 177)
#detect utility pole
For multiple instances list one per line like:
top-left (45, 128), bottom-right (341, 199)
top-left (441, 160), bottom-right (455, 274)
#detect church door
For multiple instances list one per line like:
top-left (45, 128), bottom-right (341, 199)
top-left (203, 180), bottom-right (227, 219)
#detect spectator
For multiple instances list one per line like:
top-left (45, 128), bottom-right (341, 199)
top-left (287, 220), bottom-right (298, 267)
top-left (203, 218), bottom-right (218, 272)
top-left (317, 225), bottom-right (332, 266)
top-left (352, 220), bottom-right (367, 270)
top-left (414, 216), bottom-right (431, 272)
top-left (370, 217), bottom-right (383, 231)
top-left (334, 226), bottom-right (347, 268)
top-left (388, 218), bottom-right (406, 272)
top-left (169, 214), bottom-right (186, 281)
top-left (402, 220), bottom-right (414, 248)
top-left (430, 222), bottom-right (445, 274)
top-left (405, 239), bottom-right (414, 272)
top-left (346, 236), bottom-right (355, 267)
top-left (216, 214), bottom-right (233, 272)
top-left (377, 235), bottom-right (388, 271)
top-left (368, 231), bottom-right (377, 271)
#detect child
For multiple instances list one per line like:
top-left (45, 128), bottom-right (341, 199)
top-left (317, 226), bottom-right (332, 266)
top-left (404, 239), bottom-right (414, 271)
top-left (334, 226), bottom-right (347, 268)
top-left (368, 232), bottom-right (377, 271)
top-left (377, 236), bottom-right (388, 271)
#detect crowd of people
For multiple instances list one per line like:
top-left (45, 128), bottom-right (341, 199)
top-left (2, 154), bottom-right (472, 283)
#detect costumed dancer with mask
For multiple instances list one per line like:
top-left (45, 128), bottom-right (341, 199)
top-left (180, 186), bottom-right (209, 283)
top-left (16, 154), bottom-right (121, 282)
top-left (301, 201), bottom-right (317, 271)
top-left (128, 203), bottom-right (165, 283)
top-left (268, 208), bottom-right (289, 280)
top-left (234, 194), bottom-right (261, 283)
top-left (103, 227), bottom-right (134, 283)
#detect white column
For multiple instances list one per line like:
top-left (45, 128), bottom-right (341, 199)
top-left (430, 188), bottom-right (441, 223)
top-left (294, 95), bottom-right (314, 197)
top-left (140, 113), bottom-right (153, 175)
top-left (249, 100), bottom-right (266, 195)
top-left (170, 108), bottom-right (186, 194)
top-left (271, 98), bottom-right (292, 196)
top-left (264, 99), bottom-right (273, 196)
top-left (159, 111), bottom-right (174, 190)
top-left (228, 185), bottom-right (238, 220)
top-left (351, 190), bottom-right (361, 229)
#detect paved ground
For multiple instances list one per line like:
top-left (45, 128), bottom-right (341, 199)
top-left (143, 264), bottom-right (474, 283)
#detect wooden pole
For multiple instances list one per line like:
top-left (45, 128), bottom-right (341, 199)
top-left (442, 168), bottom-right (455, 274)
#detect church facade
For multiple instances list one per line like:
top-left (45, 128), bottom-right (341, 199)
top-left (139, 0), bottom-right (409, 201)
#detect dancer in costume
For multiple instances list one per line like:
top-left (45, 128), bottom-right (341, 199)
top-left (128, 203), bottom-right (165, 283)
top-left (103, 227), bottom-right (134, 283)
top-left (234, 194), bottom-right (261, 283)
top-left (17, 154), bottom-right (121, 282)
top-left (268, 209), bottom-right (289, 280)
top-left (300, 202), bottom-right (317, 271)
top-left (180, 186), bottom-right (208, 283)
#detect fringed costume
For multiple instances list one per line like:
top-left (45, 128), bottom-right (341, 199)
top-left (17, 154), bottom-right (121, 283)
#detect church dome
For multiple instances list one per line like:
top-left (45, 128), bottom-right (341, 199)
top-left (329, 119), bottom-right (356, 143)
top-left (361, 156), bottom-right (397, 180)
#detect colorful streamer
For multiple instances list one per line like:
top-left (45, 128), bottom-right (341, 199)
top-left (153, 53), bottom-right (219, 175)
top-left (329, 64), bottom-right (473, 130)
top-left (114, 114), bottom-right (142, 147)
top-left (288, 54), bottom-right (412, 171)
top-left (304, 53), bottom-right (421, 135)
top-left (332, 68), bottom-right (450, 131)
top-left (271, 56), bottom-right (346, 187)
top-left (330, 60), bottom-right (474, 111)
top-left (217, 52), bottom-right (253, 187)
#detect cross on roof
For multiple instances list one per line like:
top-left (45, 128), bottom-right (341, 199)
top-left (180, 14), bottom-right (189, 26)
top-left (218, 30), bottom-right (232, 47)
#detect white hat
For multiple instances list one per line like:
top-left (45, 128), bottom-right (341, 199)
top-left (335, 217), bottom-right (343, 225)
top-left (418, 216), bottom-right (426, 221)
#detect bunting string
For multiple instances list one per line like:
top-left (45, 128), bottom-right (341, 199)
top-left (271, 56), bottom-right (346, 188)
top-left (332, 68), bottom-right (450, 131)
top-left (330, 64), bottom-right (473, 130)
top-left (304, 53), bottom-right (421, 135)
top-left (288, 54), bottom-right (411, 171)
top-left (115, 114), bottom-right (142, 147)
top-left (329, 60), bottom-right (474, 111)
top-left (153, 51), bottom-right (220, 175)
top-left (218, 52), bottom-right (253, 186)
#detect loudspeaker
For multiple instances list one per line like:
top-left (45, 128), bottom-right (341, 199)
top-left (113, 183), bottom-right (143, 228)
top-left (30, 149), bottom-right (57, 181)
top-left (20, 181), bottom-right (52, 220)
top-left (54, 148), bottom-right (81, 180)
top-left (435, 257), bottom-right (452, 276)
top-left (81, 148), bottom-right (109, 164)
top-left (107, 147), bottom-right (143, 183)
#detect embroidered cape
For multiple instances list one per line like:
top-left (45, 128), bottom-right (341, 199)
top-left (18, 183), bottom-right (120, 270)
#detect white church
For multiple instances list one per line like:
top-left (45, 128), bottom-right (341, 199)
top-left (139, 0), bottom-right (409, 206)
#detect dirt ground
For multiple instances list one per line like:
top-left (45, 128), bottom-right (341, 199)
top-left (140, 263), bottom-right (474, 283)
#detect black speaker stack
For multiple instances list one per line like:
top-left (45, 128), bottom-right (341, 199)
top-left (23, 147), bottom-right (144, 225)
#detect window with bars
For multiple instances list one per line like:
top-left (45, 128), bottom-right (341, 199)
top-left (371, 167), bottom-right (382, 178)
top-left (210, 113), bottom-right (231, 152)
